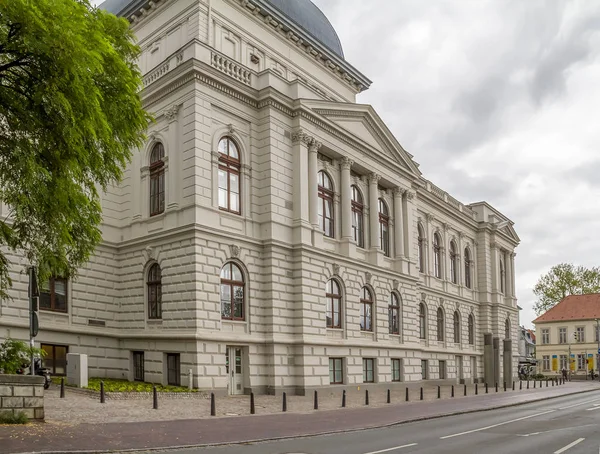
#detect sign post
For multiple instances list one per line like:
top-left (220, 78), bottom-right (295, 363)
top-left (28, 266), bottom-right (39, 375)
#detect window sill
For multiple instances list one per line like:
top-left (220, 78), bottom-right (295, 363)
top-left (40, 309), bottom-right (69, 316)
top-left (147, 319), bottom-right (163, 325)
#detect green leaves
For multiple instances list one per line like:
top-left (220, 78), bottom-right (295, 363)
top-left (0, 338), bottom-right (45, 374)
top-left (0, 0), bottom-right (150, 293)
top-left (533, 263), bottom-right (600, 315)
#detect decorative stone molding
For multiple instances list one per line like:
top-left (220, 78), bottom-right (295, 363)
top-left (145, 246), bottom-right (155, 260)
top-left (229, 244), bottom-right (241, 258)
top-left (291, 129), bottom-right (312, 146)
top-left (393, 187), bottom-right (406, 197)
top-left (365, 272), bottom-right (372, 285)
top-left (368, 172), bottom-right (381, 184)
top-left (332, 263), bottom-right (340, 276)
top-left (439, 297), bottom-right (444, 305)
top-left (392, 279), bottom-right (399, 291)
top-left (164, 104), bottom-right (180, 123)
top-left (340, 156), bottom-right (354, 170)
top-left (425, 213), bottom-right (434, 222)
top-left (406, 190), bottom-right (416, 201)
top-left (490, 242), bottom-right (498, 249)
top-left (458, 231), bottom-right (464, 239)
top-left (421, 292), bottom-right (426, 301)
top-left (211, 151), bottom-right (221, 163)
top-left (441, 222), bottom-right (449, 232)
top-left (228, 123), bottom-right (235, 134)
top-left (308, 140), bottom-right (322, 153)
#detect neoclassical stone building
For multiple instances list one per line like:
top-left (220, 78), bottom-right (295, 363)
top-left (0, 0), bottom-right (520, 394)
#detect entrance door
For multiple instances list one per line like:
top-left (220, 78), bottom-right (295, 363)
top-left (226, 347), bottom-right (243, 395)
top-left (456, 355), bottom-right (463, 383)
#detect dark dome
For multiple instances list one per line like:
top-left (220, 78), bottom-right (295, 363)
top-left (262, 0), bottom-right (344, 58)
top-left (97, 0), bottom-right (344, 59)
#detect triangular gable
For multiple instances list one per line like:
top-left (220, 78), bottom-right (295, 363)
top-left (502, 224), bottom-right (521, 244)
top-left (301, 99), bottom-right (422, 177)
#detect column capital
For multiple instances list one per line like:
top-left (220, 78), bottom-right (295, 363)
top-left (340, 156), bottom-right (354, 170)
top-left (368, 172), bottom-right (381, 184)
top-left (405, 190), bottom-right (416, 201)
top-left (164, 104), bottom-right (181, 123)
top-left (308, 139), bottom-right (322, 153)
top-left (425, 213), bottom-right (434, 223)
top-left (292, 129), bottom-right (312, 146)
top-left (393, 186), bottom-right (406, 198)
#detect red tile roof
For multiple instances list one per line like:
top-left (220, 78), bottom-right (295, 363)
top-left (533, 294), bottom-right (600, 323)
top-left (526, 329), bottom-right (536, 342)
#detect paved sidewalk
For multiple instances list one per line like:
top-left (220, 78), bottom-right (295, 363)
top-left (0, 381), bottom-right (598, 453)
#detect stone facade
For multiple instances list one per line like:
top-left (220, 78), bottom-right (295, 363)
top-left (0, 0), bottom-right (520, 395)
top-left (0, 374), bottom-right (45, 421)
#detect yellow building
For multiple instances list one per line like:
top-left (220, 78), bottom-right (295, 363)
top-left (533, 294), bottom-right (600, 377)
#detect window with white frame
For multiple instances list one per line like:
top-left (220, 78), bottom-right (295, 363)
top-left (542, 355), bottom-right (550, 371)
top-left (541, 329), bottom-right (549, 345)
top-left (391, 358), bottom-right (402, 382)
top-left (559, 327), bottom-right (567, 344)
top-left (576, 327), bottom-right (585, 343)
top-left (363, 358), bottom-right (375, 383)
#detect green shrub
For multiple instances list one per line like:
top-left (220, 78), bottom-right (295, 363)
top-left (0, 411), bottom-right (29, 424)
top-left (85, 377), bottom-right (197, 393)
top-left (0, 338), bottom-right (45, 374)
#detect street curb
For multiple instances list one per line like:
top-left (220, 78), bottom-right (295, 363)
top-left (14, 386), bottom-right (600, 454)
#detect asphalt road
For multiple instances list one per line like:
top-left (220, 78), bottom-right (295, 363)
top-left (161, 390), bottom-right (600, 454)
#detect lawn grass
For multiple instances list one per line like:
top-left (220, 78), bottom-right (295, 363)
top-left (85, 377), bottom-right (197, 393)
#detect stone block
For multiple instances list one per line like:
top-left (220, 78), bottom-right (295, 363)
top-left (0, 385), bottom-right (12, 396)
top-left (19, 408), bottom-right (34, 419)
top-left (0, 408), bottom-right (13, 418)
top-left (23, 397), bottom-right (43, 408)
top-left (13, 386), bottom-right (33, 397)
top-left (34, 386), bottom-right (44, 397)
top-left (34, 408), bottom-right (45, 420)
top-left (1, 397), bottom-right (23, 408)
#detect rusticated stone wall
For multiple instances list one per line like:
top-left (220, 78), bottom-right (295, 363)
top-left (0, 374), bottom-right (44, 421)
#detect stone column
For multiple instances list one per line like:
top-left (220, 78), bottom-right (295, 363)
top-left (132, 151), bottom-right (142, 221)
top-left (369, 173), bottom-right (381, 250)
top-left (291, 130), bottom-right (312, 243)
top-left (403, 190), bottom-right (416, 262)
top-left (473, 240), bottom-right (479, 291)
top-left (393, 187), bottom-right (405, 258)
top-left (504, 250), bottom-right (512, 299)
top-left (493, 336), bottom-right (501, 385)
top-left (510, 253), bottom-right (516, 297)
top-left (484, 333), bottom-right (494, 386)
top-left (425, 213), bottom-right (434, 275)
top-left (340, 157), bottom-right (353, 241)
top-left (308, 141), bottom-right (320, 229)
top-left (457, 232), bottom-right (464, 286)
top-left (490, 242), bottom-right (499, 294)
top-left (165, 104), bottom-right (180, 210)
top-left (503, 339), bottom-right (513, 388)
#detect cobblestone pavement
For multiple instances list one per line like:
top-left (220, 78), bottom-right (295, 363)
top-left (46, 379), bottom-right (568, 424)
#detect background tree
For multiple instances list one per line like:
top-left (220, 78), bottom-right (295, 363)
top-left (0, 338), bottom-right (44, 374)
top-left (533, 263), bottom-right (600, 315)
top-left (0, 0), bottom-right (150, 296)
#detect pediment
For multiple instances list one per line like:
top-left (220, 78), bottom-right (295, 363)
top-left (302, 100), bottom-right (421, 177)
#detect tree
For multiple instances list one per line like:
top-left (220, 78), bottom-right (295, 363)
top-left (533, 263), bottom-right (600, 315)
top-left (0, 0), bottom-right (151, 296)
top-left (0, 338), bottom-right (44, 374)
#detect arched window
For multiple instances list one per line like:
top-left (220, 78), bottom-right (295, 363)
top-left (464, 248), bottom-right (472, 289)
top-left (418, 224), bottom-right (426, 273)
top-left (419, 303), bottom-right (426, 339)
top-left (379, 199), bottom-right (390, 256)
top-left (220, 262), bottom-right (245, 320)
top-left (147, 263), bottom-right (162, 319)
top-left (499, 258), bottom-right (506, 293)
top-left (437, 307), bottom-right (444, 341)
top-left (318, 171), bottom-right (334, 238)
top-left (149, 143), bottom-right (165, 216)
top-left (505, 318), bottom-right (510, 340)
top-left (218, 137), bottom-right (241, 214)
top-left (351, 185), bottom-right (364, 248)
top-left (326, 279), bottom-right (341, 328)
top-left (449, 241), bottom-right (458, 284)
top-left (389, 293), bottom-right (400, 335)
top-left (468, 314), bottom-right (475, 345)
top-left (433, 233), bottom-right (442, 279)
top-left (360, 287), bottom-right (373, 331)
top-left (453, 311), bottom-right (460, 343)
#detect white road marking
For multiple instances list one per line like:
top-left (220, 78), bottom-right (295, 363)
top-left (559, 396), bottom-right (600, 410)
top-left (516, 424), bottom-right (596, 437)
top-left (586, 406), bottom-right (600, 411)
top-left (363, 443), bottom-right (418, 454)
top-left (440, 410), bottom-right (556, 439)
top-left (554, 438), bottom-right (585, 454)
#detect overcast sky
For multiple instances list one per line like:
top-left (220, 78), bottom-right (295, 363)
top-left (310, 0), bottom-right (600, 329)
top-left (94, 0), bottom-right (600, 329)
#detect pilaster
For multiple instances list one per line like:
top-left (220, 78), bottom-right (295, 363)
top-left (340, 157), bottom-right (354, 255)
top-left (291, 129), bottom-right (312, 244)
top-left (165, 104), bottom-right (181, 210)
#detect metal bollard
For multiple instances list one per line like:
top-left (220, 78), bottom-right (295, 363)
top-left (534, 380), bottom-right (536, 388)
top-left (527, 380), bottom-right (530, 389)
top-left (365, 389), bottom-right (369, 406)
top-left (420, 387), bottom-right (423, 401)
top-left (342, 389), bottom-right (346, 408)
top-left (437, 385), bottom-right (441, 399)
top-left (210, 392), bottom-right (216, 416)
top-left (405, 387), bottom-right (409, 402)
top-left (387, 389), bottom-right (391, 404)
top-left (451, 385), bottom-right (454, 398)
top-left (464, 384), bottom-right (467, 396)
top-left (546, 379), bottom-right (548, 387)
top-left (100, 381), bottom-right (105, 404)
top-left (540, 380), bottom-right (543, 388)
top-left (512, 381), bottom-right (515, 391)
top-left (282, 392), bottom-right (287, 412)
top-left (475, 383), bottom-right (478, 395)
top-left (314, 390), bottom-right (318, 410)
top-left (250, 392), bottom-right (255, 414)
top-left (485, 383), bottom-right (488, 394)
top-left (152, 386), bottom-right (158, 410)
top-left (60, 377), bottom-right (65, 398)
top-left (520, 380), bottom-right (522, 390)
top-left (504, 381), bottom-right (506, 392)
top-left (495, 382), bottom-right (498, 393)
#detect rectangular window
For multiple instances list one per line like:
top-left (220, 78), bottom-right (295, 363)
top-left (166, 353), bottom-right (180, 386)
top-left (559, 355), bottom-right (568, 370)
top-left (41, 344), bottom-right (68, 376)
top-left (421, 359), bottom-right (428, 380)
top-left (329, 357), bottom-right (343, 384)
top-left (133, 351), bottom-right (144, 382)
top-left (577, 354), bottom-right (586, 370)
top-left (576, 327), bottom-right (585, 343)
top-left (559, 328), bottom-right (567, 344)
top-left (391, 359), bottom-right (402, 382)
top-left (363, 358), bottom-right (375, 383)
top-left (439, 360), bottom-right (446, 379)
top-left (39, 277), bottom-right (68, 313)
top-left (541, 329), bottom-right (549, 345)
top-left (360, 301), bottom-right (373, 332)
top-left (542, 355), bottom-right (550, 371)
top-left (596, 325), bottom-right (600, 343)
